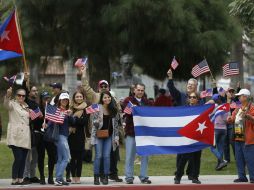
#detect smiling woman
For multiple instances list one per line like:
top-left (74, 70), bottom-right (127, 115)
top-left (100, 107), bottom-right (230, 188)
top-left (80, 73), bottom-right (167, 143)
top-left (3, 87), bottom-right (31, 185)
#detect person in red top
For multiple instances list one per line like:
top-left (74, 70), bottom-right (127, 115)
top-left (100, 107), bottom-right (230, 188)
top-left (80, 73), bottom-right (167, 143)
top-left (227, 89), bottom-right (254, 183)
top-left (154, 88), bottom-right (172, 107)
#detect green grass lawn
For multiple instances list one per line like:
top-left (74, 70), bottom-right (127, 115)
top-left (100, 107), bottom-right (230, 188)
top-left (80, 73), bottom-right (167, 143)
top-left (0, 104), bottom-right (237, 179)
top-left (0, 142), bottom-right (237, 179)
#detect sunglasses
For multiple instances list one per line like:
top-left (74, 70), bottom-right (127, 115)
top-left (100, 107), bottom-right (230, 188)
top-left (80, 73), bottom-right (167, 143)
top-left (17, 94), bottom-right (26, 98)
top-left (100, 85), bottom-right (108, 89)
top-left (189, 96), bottom-right (197, 99)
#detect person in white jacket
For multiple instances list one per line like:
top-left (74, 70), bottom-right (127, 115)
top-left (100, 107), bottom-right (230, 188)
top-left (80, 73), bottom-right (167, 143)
top-left (4, 87), bottom-right (31, 185)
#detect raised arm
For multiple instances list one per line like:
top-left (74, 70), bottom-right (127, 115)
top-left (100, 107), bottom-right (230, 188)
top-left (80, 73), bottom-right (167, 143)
top-left (166, 69), bottom-right (181, 105)
top-left (4, 87), bottom-right (14, 110)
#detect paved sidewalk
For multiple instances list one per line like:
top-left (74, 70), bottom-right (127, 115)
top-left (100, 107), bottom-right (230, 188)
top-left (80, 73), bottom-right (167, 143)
top-left (0, 175), bottom-right (252, 189)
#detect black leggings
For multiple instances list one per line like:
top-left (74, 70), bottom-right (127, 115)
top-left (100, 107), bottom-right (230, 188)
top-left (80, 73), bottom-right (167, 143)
top-left (10, 145), bottom-right (28, 179)
top-left (35, 132), bottom-right (57, 179)
top-left (70, 150), bottom-right (83, 177)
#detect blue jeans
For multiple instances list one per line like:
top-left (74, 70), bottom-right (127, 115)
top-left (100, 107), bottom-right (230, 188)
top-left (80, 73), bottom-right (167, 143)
top-left (94, 136), bottom-right (112, 175)
top-left (210, 129), bottom-right (226, 162)
top-left (235, 141), bottom-right (247, 180)
top-left (125, 136), bottom-right (149, 182)
top-left (55, 135), bottom-right (71, 181)
top-left (244, 144), bottom-right (254, 180)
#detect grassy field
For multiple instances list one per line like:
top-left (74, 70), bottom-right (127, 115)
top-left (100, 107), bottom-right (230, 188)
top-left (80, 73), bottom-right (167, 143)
top-left (0, 104), bottom-right (237, 179)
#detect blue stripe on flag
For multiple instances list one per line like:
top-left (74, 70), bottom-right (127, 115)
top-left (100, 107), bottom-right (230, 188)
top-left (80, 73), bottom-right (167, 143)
top-left (136, 143), bottom-right (210, 156)
top-left (133, 104), bottom-right (213, 117)
top-left (135, 126), bottom-right (182, 137)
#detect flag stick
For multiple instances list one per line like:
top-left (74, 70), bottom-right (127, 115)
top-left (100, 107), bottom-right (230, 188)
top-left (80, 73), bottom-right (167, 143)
top-left (41, 102), bottom-right (48, 132)
top-left (204, 57), bottom-right (215, 80)
top-left (14, 7), bottom-right (29, 73)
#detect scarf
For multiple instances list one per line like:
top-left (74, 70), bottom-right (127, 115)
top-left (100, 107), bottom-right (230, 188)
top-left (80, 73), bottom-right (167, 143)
top-left (72, 102), bottom-right (87, 118)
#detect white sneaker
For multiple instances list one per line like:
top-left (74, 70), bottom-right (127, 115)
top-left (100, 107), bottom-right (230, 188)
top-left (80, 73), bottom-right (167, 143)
top-left (54, 180), bottom-right (63, 186)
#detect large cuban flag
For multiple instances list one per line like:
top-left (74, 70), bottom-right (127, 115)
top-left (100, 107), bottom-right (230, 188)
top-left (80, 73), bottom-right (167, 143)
top-left (133, 104), bottom-right (215, 156)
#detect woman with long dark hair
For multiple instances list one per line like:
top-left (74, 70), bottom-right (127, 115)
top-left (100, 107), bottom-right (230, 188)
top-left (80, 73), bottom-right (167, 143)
top-left (91, 91), bottom-right (121, 185)
top-left (68, 91), bottom-right (89, 184)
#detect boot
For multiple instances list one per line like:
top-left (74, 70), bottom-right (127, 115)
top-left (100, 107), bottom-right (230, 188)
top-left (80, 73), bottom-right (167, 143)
top-left (102, 175), bottom-right (109, 185)
top-left (94, 175), bottom-right (100, 185)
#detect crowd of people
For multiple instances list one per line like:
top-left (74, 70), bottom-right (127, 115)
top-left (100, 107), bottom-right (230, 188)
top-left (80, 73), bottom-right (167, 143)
top-left (3, 66), bottom-right (254, 186)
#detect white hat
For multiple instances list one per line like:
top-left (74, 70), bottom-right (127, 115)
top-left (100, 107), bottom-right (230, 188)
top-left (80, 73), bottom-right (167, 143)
top-left (59, 92), bottom-right (70, 100)
top-left (235, 89), bottom-right (251, 96)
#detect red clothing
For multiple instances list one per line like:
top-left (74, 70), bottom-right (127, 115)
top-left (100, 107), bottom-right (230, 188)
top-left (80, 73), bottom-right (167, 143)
top-left (123, 96), bottom-right (151, 137)
top-left (154, 95), bottom-right (172, 107)
top-left (231, 104), bottom-right (254, 145)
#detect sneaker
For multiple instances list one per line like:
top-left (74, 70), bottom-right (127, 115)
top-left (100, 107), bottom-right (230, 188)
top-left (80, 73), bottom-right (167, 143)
top-left (54, 180), bottom-right (63, 186)
top-left (234, 178), bottom-right (248, 183)
top-left (141, 178), bottom-right (151, 184)
top-left (18, 180), bottom-right (30, 185)
top-left (30, 177), bottom-right (40, 183)
top-left (216, 160), bottom-right (227, 171)
top-left (61, 180), bottom-right (69, 186)
top-left (192, 178), bottom-right (201, 184)
top-left (11, 182), bottom-right (19, 185)
top-left (40, 179), bottom-right (46, 185)
top-left (126, 180), bottom-right (133, 184)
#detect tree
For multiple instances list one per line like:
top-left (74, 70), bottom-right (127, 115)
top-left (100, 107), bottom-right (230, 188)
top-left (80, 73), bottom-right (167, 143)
top-left (104, 0), bottom-right (240, 80)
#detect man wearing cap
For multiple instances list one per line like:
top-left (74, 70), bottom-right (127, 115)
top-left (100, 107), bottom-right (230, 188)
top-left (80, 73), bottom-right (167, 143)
top-left (49, 83), bottom-right (62, 105)
top-left (79, 66), bottom-right (123, 182)
top-left (228, 89), bottom-right (254, 183)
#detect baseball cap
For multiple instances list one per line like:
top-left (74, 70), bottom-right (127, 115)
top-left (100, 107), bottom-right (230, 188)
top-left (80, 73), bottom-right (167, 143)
top-left (98, 80), bottom-right (109, 86)
top-left (227, 87), bottom-right (235, 92)
top-left (40, 91), bottom-right (51, 99)
top-left (50, 82), bottom-right (62, 89)
top-left (59, 92), bottom-right (70, 100)
top-left (212, 94), bottom-right (221, 101)
top-left (235, 89), bottom-right (250, 96)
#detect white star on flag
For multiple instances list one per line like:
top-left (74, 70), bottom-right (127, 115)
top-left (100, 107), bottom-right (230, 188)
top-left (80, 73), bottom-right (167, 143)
top-left (196, 121), bottom-right (207, 134)
top-left (1, 30), bottom-right (10, 42)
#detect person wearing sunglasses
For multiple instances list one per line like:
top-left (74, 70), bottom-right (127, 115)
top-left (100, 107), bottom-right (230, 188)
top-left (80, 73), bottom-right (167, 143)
top-left (167, 69), bottom-right (200, 183)
top-left (174, 92), bottom-right (202, 184)
top-left (4, 87), bottom-right (31, 185)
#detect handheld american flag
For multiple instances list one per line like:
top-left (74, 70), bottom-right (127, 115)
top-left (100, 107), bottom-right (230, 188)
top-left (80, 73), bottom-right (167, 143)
top-left (223, 62), bottom-right (239, 77)
top-left (191, 59), bottom-right (210, 78)
top-left (200, 89), bottom-right (213, 98)
top-left (3, 75), bottom-right (16, 86)
top-left (29, 107), bottom-right (43, 120)
top-left (171, 57), bottom-right (179, 70)
top-left (75, 57), bottom-right (88, 67)
top-left (86, 104), bottom-right (99, 114)
top-left (45, 104), bottom-right (65, 124)
top-left (124, 101), bottom-right (134, 115)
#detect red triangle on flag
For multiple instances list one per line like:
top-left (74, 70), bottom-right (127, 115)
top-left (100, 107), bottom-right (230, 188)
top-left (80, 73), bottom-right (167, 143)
top-left (178, 104), bottom-right (215, 145)
top-left (0, 11), bottom-right (22, 54)
top-left (217, 103), bottom-right (230, 112)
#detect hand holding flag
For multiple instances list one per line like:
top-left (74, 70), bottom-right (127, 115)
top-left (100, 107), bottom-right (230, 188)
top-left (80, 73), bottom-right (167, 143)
top-left (124, 101), bottom-right (134, 115)
top-left (75, 57), bottom-right (88, 68)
